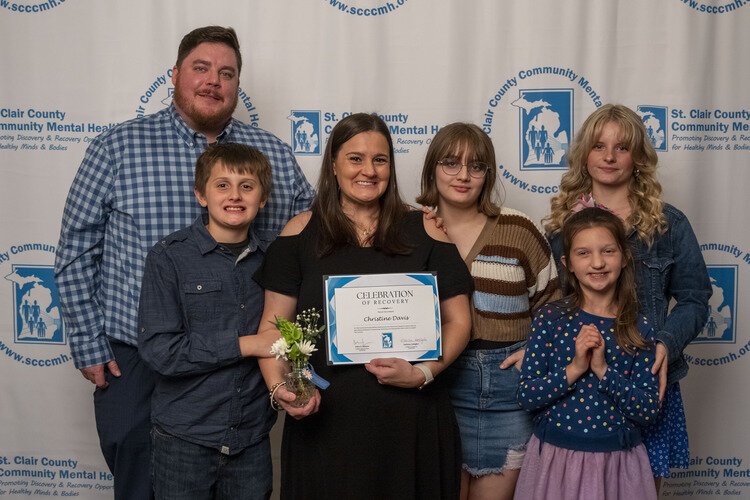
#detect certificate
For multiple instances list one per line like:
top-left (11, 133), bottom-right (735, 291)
top-left (324, 273), bottom-right (442, 365)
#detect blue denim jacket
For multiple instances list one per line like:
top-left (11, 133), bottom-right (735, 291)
top-left (548, 204), bottom-right (711, 385)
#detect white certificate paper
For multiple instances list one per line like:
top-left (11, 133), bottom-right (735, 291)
top-left (324, 273), bottom-right (442, 365)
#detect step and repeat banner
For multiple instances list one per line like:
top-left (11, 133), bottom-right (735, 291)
top-left (1, 1), bottom-right (748, 498)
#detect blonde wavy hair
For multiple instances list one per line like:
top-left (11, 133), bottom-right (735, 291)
top-left (544, 104), bottom-right (667, 246)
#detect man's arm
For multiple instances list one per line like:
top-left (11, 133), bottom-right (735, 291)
top-left (285, 144), bottom-right (315, 216)
top-left (248, 140), bottom-right (315, 246)
top-left (54, 139), bottom-right (118, 385)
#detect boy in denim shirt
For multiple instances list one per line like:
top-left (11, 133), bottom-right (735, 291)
top-left (138, 143), bottom-right (278, 499)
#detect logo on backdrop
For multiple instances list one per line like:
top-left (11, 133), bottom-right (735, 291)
top-left (1, 0), bottom-right (67, 14)
top-left (326, 0), bottom-right (408, 17)
top-left (0, 243), bottom-right (71, 367)
top-left (0, 106), bottom-right (117, 152)
top-left (482, 66), bottom-right (603, 196)
top-left (8, 265), bottom-right (64, 345)
top-left (294, 110), bottom-right (440, 157)
top-left (695, 265), bottom-right (737, 343)
top-left (516, 89), bottom-right (573, 170)
top-left (134, 68), bottom-right (261, 127)
top-left (289, 111), bottom-right (321, 155)
top-left (666, 106), bottom-right (750, 152)
top-left (637, 105), bottom-right (668, 152)
top-left (676, 0), bottom-right (748, 15)
top-left (685, 243), bottom-right (748, 367)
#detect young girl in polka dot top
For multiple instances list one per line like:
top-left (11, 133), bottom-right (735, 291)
top-left (514, 206), bottom-right (659, 500)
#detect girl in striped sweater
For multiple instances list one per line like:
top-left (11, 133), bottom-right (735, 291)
top-left (417, 123), bottom-right (560, 500)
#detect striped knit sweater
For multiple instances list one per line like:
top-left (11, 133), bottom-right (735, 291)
top-left (466, 207), bottom-right (560, 342)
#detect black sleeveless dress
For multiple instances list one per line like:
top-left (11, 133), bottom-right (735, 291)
top-left (254, 211), bottom-right (472, 499)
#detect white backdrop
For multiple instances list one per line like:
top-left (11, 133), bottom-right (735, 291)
top-left (1, 1), bottom-right (748, 498)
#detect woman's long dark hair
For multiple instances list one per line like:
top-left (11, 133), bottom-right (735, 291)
top-left (562, 207), bottom-right (647, 353)
top-left (312, 113), bottom-right (411, 256)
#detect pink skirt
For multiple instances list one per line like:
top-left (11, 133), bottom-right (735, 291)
top-left (514, 435), bottom-right (657, 500)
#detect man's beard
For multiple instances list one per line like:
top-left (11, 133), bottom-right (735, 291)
top-left (173, 87), bottom-right (238, 133)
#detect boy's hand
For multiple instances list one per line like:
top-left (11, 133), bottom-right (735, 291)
top-left (239, 334), bottom-right (276, 358)
top-left (273, 385), bottom-right (321, 419)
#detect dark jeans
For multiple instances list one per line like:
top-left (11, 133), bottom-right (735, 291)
top-left (151, 425), bottom-right (272, 500)
top-left (93, 340), bottom-right (155, 499)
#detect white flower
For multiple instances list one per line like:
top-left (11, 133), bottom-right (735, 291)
top-left (270, 338), bottom-right (291, 360)
top-left (297, 339), bottom-right (318, 357)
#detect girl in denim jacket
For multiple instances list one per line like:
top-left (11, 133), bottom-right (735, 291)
top-left (544, 104), bottom-right (711, 490)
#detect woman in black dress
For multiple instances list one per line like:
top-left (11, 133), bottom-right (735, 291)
top-left (255, 113), bottom-right (472, 499)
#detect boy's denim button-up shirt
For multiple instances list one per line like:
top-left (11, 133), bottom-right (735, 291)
top-left (549, 203), bottom-right (711, 385)
top-left (138, 214), bottom-right (275, 454)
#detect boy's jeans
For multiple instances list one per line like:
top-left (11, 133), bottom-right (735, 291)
top-left (151, 425), bottom-right (272, 500)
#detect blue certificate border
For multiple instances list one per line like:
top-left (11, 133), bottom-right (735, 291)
top-left (324, 272), bottom-right (442, 365)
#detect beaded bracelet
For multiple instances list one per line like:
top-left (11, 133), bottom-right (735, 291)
top-left (269, 381), bottom-right (286, 411)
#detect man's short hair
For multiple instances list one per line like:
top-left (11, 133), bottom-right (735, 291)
top-left (194, 143), bottom-right (272, 200)
top-left (176, 26), bottom-right (242, 74)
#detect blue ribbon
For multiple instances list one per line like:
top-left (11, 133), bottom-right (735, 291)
top-left (303, 363), bottom-right (330, 390)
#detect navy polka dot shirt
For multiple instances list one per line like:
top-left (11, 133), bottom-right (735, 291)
top-left (518, 301), bottom-right (660, 452)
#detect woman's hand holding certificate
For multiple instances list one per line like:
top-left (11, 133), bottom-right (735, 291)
top-left (364, 358), bottom-right (431, 389)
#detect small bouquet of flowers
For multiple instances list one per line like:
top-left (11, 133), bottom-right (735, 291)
top-left (270, 308), bottom-right (325, 407)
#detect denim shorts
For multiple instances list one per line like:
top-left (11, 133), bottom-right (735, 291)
top-left (446, 340), bottom-right (533, 476)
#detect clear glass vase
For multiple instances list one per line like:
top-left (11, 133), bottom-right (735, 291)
top-left (285, 365), bottom-right (314, 407)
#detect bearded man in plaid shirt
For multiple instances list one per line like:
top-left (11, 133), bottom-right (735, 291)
top-left (55, 25), bottom-right (314, 499)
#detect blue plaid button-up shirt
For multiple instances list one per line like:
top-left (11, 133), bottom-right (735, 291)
top-left (55, 105), bottom-right (314, 368)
